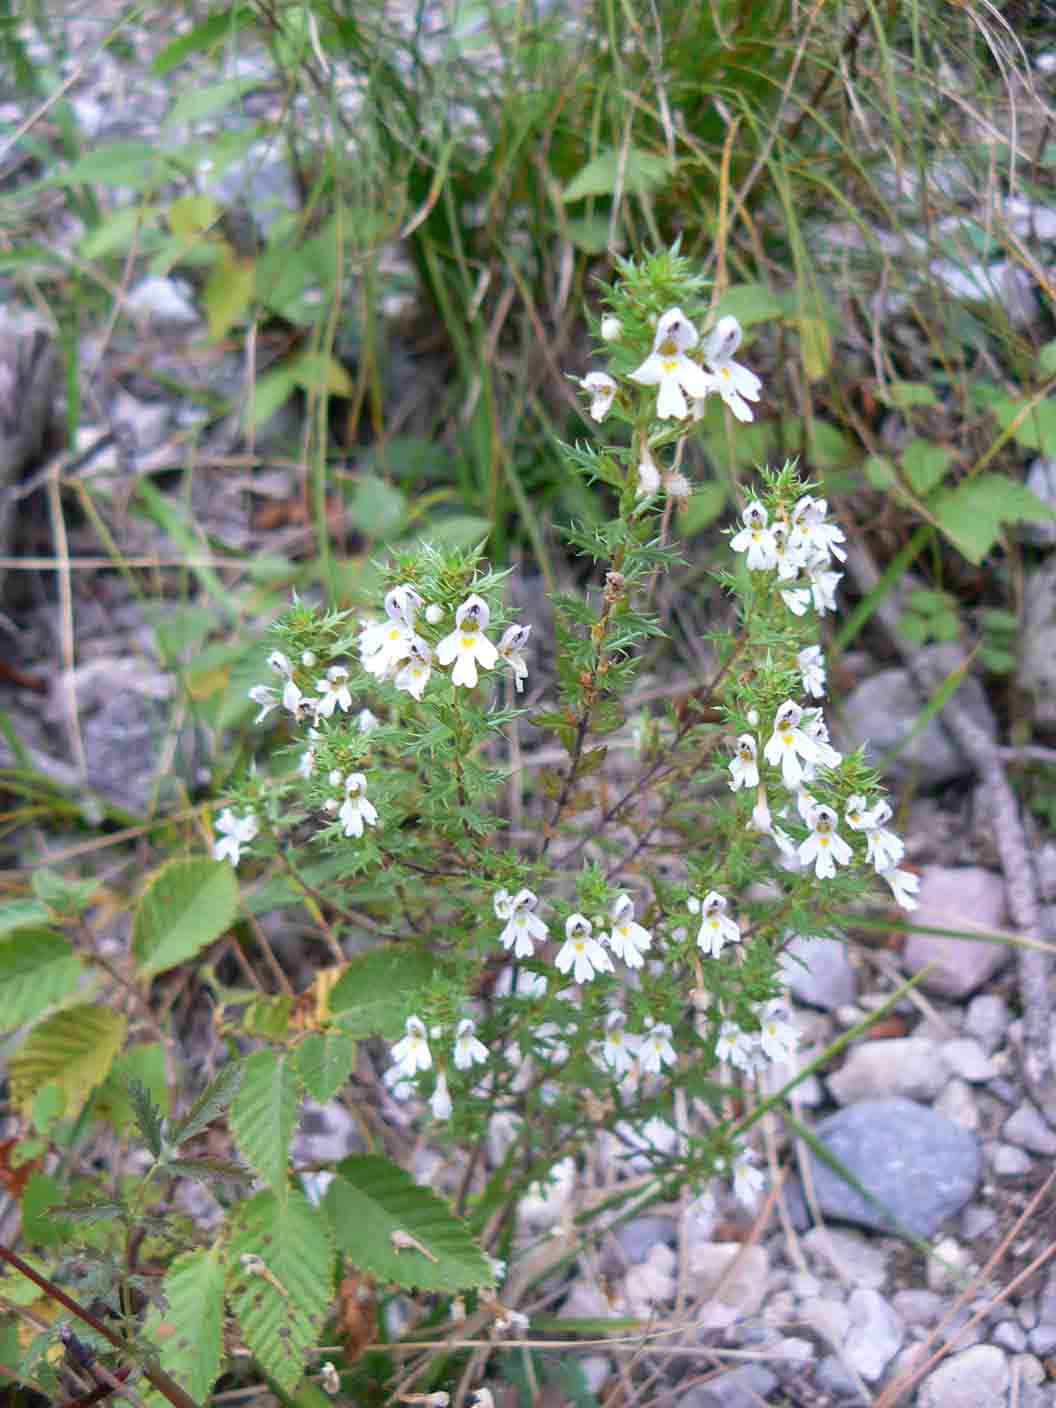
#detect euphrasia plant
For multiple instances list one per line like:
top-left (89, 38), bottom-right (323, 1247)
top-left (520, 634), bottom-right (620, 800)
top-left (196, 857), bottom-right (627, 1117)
top-left (3, 250), bottom-right (918, 1402)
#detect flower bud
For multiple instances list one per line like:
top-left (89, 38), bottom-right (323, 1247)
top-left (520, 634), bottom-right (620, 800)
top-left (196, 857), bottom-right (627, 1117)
top-left (425, 603), bottom-right (444, 625)
top-left (600, 314), bottom-right (622, 341)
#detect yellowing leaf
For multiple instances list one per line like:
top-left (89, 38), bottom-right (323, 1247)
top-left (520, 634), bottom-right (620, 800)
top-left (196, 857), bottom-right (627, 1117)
top-left (205, 248), bottom-right (255, 342)
top-left (797, 316), bottom-right (831, 381)
top-left (11, 1005), bottom-right (127, 1116)
top-left (169, 194), bottom-right (220, 241)
top-left (292, 352), bottom-right (354, 396)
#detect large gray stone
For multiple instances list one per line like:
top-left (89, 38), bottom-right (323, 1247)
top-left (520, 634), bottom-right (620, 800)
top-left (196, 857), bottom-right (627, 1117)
top-left (917, 1345), bottom-right (1008, 1408)
top-left (781, 935), bottom-right (857, 1010)
top-left (827, 1037), bottom-right (948, 1104)
top-left (902, 866), bottom-right (1012, 998)
top-left (799, 1099), bottom-right (982, 1239)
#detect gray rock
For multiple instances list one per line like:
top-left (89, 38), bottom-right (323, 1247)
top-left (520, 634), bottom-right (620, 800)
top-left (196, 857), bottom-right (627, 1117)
top-left (682, 1365), bottom-right (779, 1408)
top-left (1030, 1325), bottom-right (1056, 1356)
top-left (994, 1321), bottom-right (1028, 1352)
top-left (843, 1288), bottom-right (904, 1382)
top-left (919, 1345), bottom-right (1009, 1408)
top-left (827, 1038), bottom-right (948, 1104)
top-left (800, 1099), bottom-right (982, 1239)
top-left (579, 1355), bottom-right (611, 1395)
top-left (802, 1226), bottom-right (889, 1288)
top-left (892, 1288), bottom-right (946, 1328)
top-left (941, 1038), bottom-right (996, 1083)
top-left (781, 934), bottom-right (857, 1010)
top-left (902, 867), bottom-right (1012, 998)
top-left (992, 1142), bottom-right (1033, 1176)
top-left (126, 275), bottom-right (200, 327)
top-left (960, 1204), bottom-right (997, 1240)
top-left (687, 1244), bottom-right (768, 1320)
top-left (1020, 458), bottom-right (1056, 547)
top-left (1022, 560), bottom-right (1056, 731)
top-left (934, 1077), bottom-right (980, 1132)
top-left (1004, 1102), bottom-right (1056, 1155)
top-left (964, 993), bottom-right (1011, 1054)
top-left (815, 1355), bottom-right (868, 1402)
top-left (839, 645), bottom-right (997, 786)
top-left (614, 1215), bottom-right (677, 1263)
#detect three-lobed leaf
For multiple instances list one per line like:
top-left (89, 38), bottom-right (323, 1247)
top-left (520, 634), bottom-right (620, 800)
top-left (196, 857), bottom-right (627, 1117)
top-left (133, 858), bottom-right (239, 979)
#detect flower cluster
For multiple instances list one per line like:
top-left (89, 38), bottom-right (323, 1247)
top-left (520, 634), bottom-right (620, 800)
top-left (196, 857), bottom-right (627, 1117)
top-left (730, 494), bottom-right (845, 617)
top-left (388, 1015), bottom-right (490, 1122)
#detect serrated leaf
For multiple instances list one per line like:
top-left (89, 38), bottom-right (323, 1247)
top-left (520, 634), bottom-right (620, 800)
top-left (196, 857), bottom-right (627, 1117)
top-left (328, 946), bottom-right (435, 1041)
top-left (229, 1050), bottom-right (296, 1197)
top-left (10, 1005), bottom-right (127, 1116)
top-left (293, 1032), bottom-right (356, 1103)
top-left (133, 858), bottom-right (239, 979)
top-left (0, 927), bottom-right (83, 1034)
top-left (931, 472), bottom-right (1056, 564)
top-left (165, 1156), bottom-right (253, 1186)
top-left (52, 1199), bottom-right (129, 1224)
top-left (229, 1189), bottom-right (333, 1394)
top-left (322, 1154), bottom-right (493, 1293)
top-left (126, 1078), bottom-right (164, 1158)
top-left (902, 440), bottom-right (953, 495)
top-left (563, 147), bottom-right (675, 202)
top-left (156, 1249), bottom-right (226, 1403)
top-left (169, 1061), bottom-right (243, 1146)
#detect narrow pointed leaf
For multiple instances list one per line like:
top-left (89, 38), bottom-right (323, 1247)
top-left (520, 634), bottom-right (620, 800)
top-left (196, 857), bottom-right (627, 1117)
top-left (169, 1060), bottom-right (242, 1146)
top-left (126, 1077), bottom-right (165, 1158)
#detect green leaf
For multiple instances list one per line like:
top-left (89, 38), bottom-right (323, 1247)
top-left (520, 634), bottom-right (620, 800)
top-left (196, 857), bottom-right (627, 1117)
top-left (58, 142), bottom-right (166, 191)
top-left (294, 1032), bottom-right (356, 1104)
top-left (126, 1078), bottom-right (165, 1158)
top-left (164, 77), bottom-right (266, 128)
top-left (323, 1154), bottom-right (494, 1293)
top-left (21, 1173), bottom-right (73, 1247)
top-left (678, 482), bottom-right (727, 535)
top-left (245, 364), bottom-right (299, 430)
top-left (864, 454), bottom-right (897, 490)
top-left (229, 1189), bottom-right (333, 1394)
top-left (797, 316), bottom-right (831, 382)
top-left (152, 7), bottom-right (255, 75)
top-left (31, 870), bottom-right (100, 916)
top-left (80, 206), bottom-right (154, 259)
top-left (133, 858), bottom-right (239, 979)
top-left (987, 394), bottom-right (1056, 456)
top-left (229, 1050), bottom-right (296, 1197)
top-left (0, 928), bottom-right (83, 1034)
top-left (562, 148), bottom-right (675, 203)
top-left (931, 472), bottom-right (1056, 564)
top-left (901, 440), bottom-right (953, 495)
top-left (714, 283), bottom-right (783, 328)
top-left (165, 1156), bottom-right (253, 1187)
top-left (881, 381), bottom-right (940, 408)
top-left (565, 214), bottom-right (610, 253)
top-left (169, 1062), bottom-right (243, 1146)
top-left (1039, 340), bottom-right (1056, 377)
top-left (291, 352), bottom-right (354, 396)
top-left (329, 945), bottom-right (436, 1041)
top-left (96, 1044), bottom-right (169, 1133)
top-left (169, 194), bottom-right (220, 241)
top-left (11, 1005), bottom-right (127, 1116)
top-left (347, 476), bottom-right (406, 539)
top-left (155, 1249), bottom-right (226, 1403)
top-left (0, 901), bottom-right (49, 936)
top-left (204, 249), bottom-right (255, 342)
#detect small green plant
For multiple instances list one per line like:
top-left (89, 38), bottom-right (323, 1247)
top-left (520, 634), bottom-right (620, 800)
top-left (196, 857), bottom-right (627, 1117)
top-left (898, 587), bottom-right (961, 645)
top-left (0, 251), bottom-right (921, 1402)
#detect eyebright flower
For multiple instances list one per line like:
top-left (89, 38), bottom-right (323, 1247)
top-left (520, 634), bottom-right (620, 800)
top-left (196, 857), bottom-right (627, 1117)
top-left (716, 1020), bottom-right (757, 1073)
top-left (248, 684), bottom-right (280, 723)
top-left (338, 773), bottom-right (378, 839)
top-left (728, 733), bottom-right (760, 791)
top-left (357, 708), bottom-right (379, 734)
top-left (732, 1150), bottom-right (766, 1208)
top-left (297, 727), bottom-right (321, 778)
top-left (771, 522), bottom-right (805, 581)
top-left (629, 307), bottom-right (712, 420)
top-left (315, 664), bottom-right (353, 718)
top-left (495, 887), bottom-right (548, 958)
top-left (764, 701), bottom-right (825, 789)
top-left (393, 641), bottom-right (433, 701)
top-left (391, 1015), bottom-right (432, 1077)
top-left (600, 315), bottom-right (622, 342)
top-left (800, 711), bottom-right (842, 778)
top-left (790, 495), bottom-right (847, 564)
top-left (700, 316), bottom-right (762, 423)
top-left (638, 1021), bottom-right (676, 1074)
top-left (453, 1018), bottom-right (489, 1071)
top-left (806, 560), bottom-right (842, 615)
top-left (636, 439), bottom-right (662, 497)
top-left (757, 1000), bottom-right (798, 1064)
top-left (213, 808), bottom-right (258, 866)
top-left (730, 502), bottom-right (778, 571)
top-left (862, 798), bottom-right (906, 872)
top-left (497, 623), bottom-right (531, 693)
top-left (581, 371), bottom-right (617, 422)
top-left (603, 893), bottom-right (653, 969)
top-left (691, 890), bottom-right (742, 958)
top-left (798, 645), bottom-right (826, 699)
top-left (436, 594), bottom-right (498, 688)
top-left (602, 1011), bottom-right (637, 1076)
top-left (880, 866), bottom-right (919, 910)
top-left (360, 586), bottom-right (423, 679)
top-left (799, 803), bottom-right (853, 879)
top-left (268, 649), bottom-right (293, 678)
top-left (780, 586), bottom-right (812, 617)
top-left (554, 913), bottom-right (613, 984)
top-left (430, 1071), bottom-right (453, 1121)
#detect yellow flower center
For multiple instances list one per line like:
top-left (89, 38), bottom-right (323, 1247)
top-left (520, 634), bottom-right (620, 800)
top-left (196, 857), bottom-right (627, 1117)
top-left (389, 628), bottom-right (402, 641)
top-left (574, 941), bottom-right (586, 954)
top-left (782, 732), bottom-right (794, 745)
top-left (461, 634), bottom-right (477, 648)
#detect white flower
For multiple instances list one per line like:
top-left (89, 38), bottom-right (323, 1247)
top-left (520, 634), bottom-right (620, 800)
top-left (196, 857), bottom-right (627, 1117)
top-left (638, 1021), bottom-right (676, 1074)
top-left (495, 966), bottom-right (549, 999)
top-left (732, 1150), bottom-right (766, 1208)
top-left (248, 684), bottom-right (280, 723)
top-left (781, 587), bottom-right (812, 617)
top-left (790, 495), bottom-right (846, 563)
top-left (844, 794), bottom-right (870, 830)
top-left (301, 650), bottom-right (317, 668)
top-left (600, 315), bottom-right (622, 342)
top-left (360, 616), bottom-right (417, 680)
top-left (338, 773), bottom-right (378, 839)
top-left (394, 641), bottom-right (433, 701)
top-left (213, 808), bottom-right (258, 866)
top-left (881, 866), bottom-right (919, 910)
top-left (636, 439), bottom-right (662, 497)
top-left (716, 1020), bottom-right (757, 1072)
top-left (386, 584), bottom-right (424, 625)
top-left (771, 522), bottom-right (805, 581)
top-left (297, 729), bottom-right (320, 779)
top-left (801, 710), bottom-right (842, 771)
top-left (581, 371), bottom-right (617, 422)
top-left (799, 804), bottom-right (853, 879)
top-left (806, 560), bottom-right (842, 615)
top-left (430, 1071), bottom-right (453, 1121)
top-left (863, 800), bottom-right (905, 871)
top-left (391, 1015), bottom-right (432, 1076)
top-left (602, 1011), bottom-right (637, 1076)
top-left (694, 890), bottom-right (742, 958)
top-left (757, 1000), bottom-right (798, 1064)
top-left (728, 733), bottom-right (760, 791)
top-left (267, 649), bottom-right (293, 678)
top-left (701, 316), bottom-right (762, 423)
top-left (798, 645), bottom-right (826, 699)
top-left (497, 888), bottom-right (548, 958)
top-left (453, 1018), bottom-right (489, 1070)
top-left (554, 914), bottom-right (613, 984)
top-left (603, 893), bottom-right (653, 969)
top-left (357, 708), bottom-right (379, 734)
top-left (730, 502), bottom-right (778, 571)
top-left (493, 889), bottom-right (513, 920)
top-left (497, 624), bottom-right (531, 693)
top-left (436, 594), bottom-right (498, 688)
top-left (315, 664), bottom-right (353, 717)
top-left (629, 307), bottom-right (712, 420)
top-left (425, 602), bottom-right (445, 626)
top-left (764, 701), bottom-right (824, 790)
